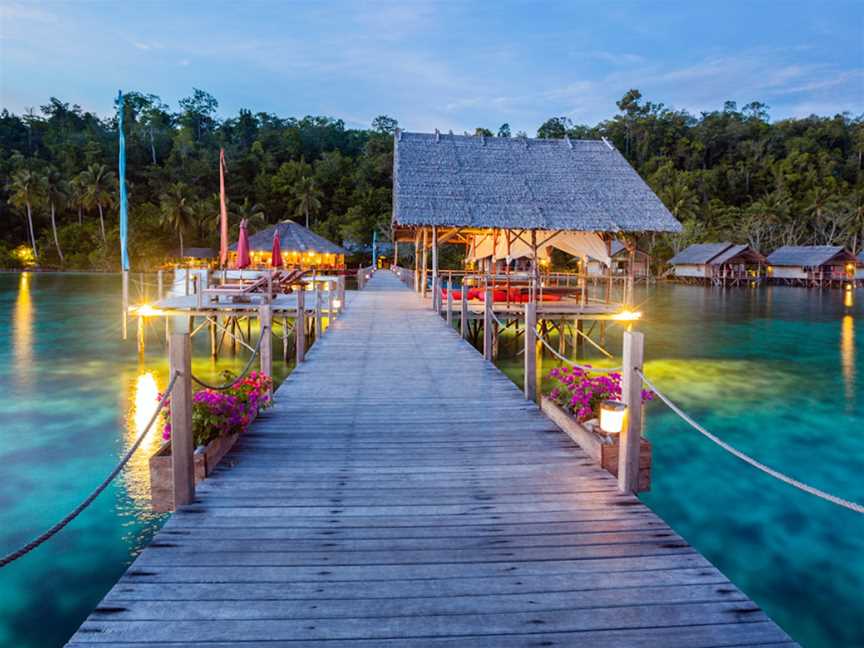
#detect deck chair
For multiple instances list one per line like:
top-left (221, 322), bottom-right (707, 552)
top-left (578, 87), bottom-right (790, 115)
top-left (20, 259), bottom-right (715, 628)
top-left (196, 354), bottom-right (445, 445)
top-left (202, 275), bottom-right (269, 303)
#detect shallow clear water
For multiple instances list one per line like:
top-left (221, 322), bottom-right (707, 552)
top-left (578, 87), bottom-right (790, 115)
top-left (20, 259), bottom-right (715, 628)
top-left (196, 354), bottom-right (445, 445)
top-left (1, 275), bottom-right (862, 647)
top-left (493, 283), bottom-right (864, 648)
top-left (0, 273), bottom-right (291, 647)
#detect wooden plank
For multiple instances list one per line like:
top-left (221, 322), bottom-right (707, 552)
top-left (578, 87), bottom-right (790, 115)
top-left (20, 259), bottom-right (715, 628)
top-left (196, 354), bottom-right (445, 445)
top-left (67, 271), bottom-right (796, 648)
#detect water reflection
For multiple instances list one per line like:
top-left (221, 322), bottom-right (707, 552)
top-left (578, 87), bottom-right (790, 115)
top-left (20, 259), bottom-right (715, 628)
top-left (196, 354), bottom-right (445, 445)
top-left (841, 315), bottom-right (855, 406)
top-left (13, 272), bottom-right (33, 386)
top-left (123, 371), bottom-right (165, 510)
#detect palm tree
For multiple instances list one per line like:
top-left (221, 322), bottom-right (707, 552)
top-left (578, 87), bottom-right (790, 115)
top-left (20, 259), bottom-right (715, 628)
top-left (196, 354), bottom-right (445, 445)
top-left (844, 190), bottom-right (864, 254)
top-left (659, 179), bottom-right (700, 221)
top-left (79, 163), bottom-right (115, 241)
top-left (289, 177), bottom-right (322, 228)
top-left (7, 168), bottom-right (42, 261)
top-left (68, 175), bottom-right (86, 225)
top-left (232, 197), bottom-right (266, 229)
top-left (160, 182), bottom-right (194, 257)
top-left (44, 167), bottom-right (67, 264)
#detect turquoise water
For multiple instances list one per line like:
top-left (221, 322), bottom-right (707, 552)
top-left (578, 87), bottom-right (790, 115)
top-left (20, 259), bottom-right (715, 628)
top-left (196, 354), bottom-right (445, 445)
top-left (1, 275), bottom-right (862, 647)
top-left (0, 273), bottom-right (291, 648)
top-left (494, 283), bottom-right (864, 648)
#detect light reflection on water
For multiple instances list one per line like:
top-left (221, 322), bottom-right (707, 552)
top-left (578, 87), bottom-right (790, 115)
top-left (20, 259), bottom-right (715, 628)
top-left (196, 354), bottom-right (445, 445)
top-left (13, 272), bottom-right (32, 386)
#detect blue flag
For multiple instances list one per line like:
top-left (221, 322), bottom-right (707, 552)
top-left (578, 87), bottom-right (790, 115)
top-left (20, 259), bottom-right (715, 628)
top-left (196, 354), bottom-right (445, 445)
top-left (117, 90), bottom-right (130, 271)
top-left (372, 229), bottom-right (377, 268)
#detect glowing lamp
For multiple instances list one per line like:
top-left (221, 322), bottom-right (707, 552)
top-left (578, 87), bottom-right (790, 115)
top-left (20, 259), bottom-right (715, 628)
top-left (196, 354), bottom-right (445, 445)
top-left (613, 310), bottom-right (642, 321)
top-left (333, 298), bottom-right (342, 309)
top-left (599, 401), bottom-right (627, 435)
top-left (135, 304), bottom-right (160, 317)
top-left (365, 274), bottom-right (371, 280)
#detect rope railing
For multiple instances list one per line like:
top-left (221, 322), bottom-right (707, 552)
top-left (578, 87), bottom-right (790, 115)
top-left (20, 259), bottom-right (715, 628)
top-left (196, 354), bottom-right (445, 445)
top-left (535, 331), bottom-right (622, 373)
top-left (190, 326), bottom-right (267, 390)
top-left (637, 368), bottom-right (864, 515)
top-left (0, 371), bottom-right (181, 568)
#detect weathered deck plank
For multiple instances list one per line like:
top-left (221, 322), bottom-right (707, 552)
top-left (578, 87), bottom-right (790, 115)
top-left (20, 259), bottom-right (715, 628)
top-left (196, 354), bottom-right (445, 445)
top-left (67, 271), bottom-right (795, 646)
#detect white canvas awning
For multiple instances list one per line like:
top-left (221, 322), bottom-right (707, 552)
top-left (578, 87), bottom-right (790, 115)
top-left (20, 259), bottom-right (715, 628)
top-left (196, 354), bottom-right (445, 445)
top-left (467, 231), bottom-right (611, 266)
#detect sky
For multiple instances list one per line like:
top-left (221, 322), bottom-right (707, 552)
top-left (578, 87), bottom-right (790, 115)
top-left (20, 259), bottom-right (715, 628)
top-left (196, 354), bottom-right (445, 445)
top-left (1, 1), bottom-right (862, 134)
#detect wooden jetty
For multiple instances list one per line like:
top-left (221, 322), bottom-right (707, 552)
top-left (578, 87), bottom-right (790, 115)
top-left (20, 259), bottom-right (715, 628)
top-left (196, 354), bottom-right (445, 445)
top-left (67, 271), bottom-right (795, 647)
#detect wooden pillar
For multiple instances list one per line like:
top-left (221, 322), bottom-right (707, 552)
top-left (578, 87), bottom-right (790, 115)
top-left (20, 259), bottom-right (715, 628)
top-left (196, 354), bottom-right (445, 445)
top-left (524, 301), bottom-right (537, 402)
top-left (421, 228), bottom-right (429, 298)
top-left (157, 270), bottom-right (164, 300)
top-left (121, 270), bottom-right (129, 340)
top-left (258, 304), bottom-right (272, 383)
top-left (460, 285), bottom-right (468, 339)
top-left (295, 288), bottom-right (306, 364)
top-left (315, 282), bottom-right (323, 339)
top-left (326, 279), bottom-right (334, 329)
top-left (282, 315), bottom-right (289, 361)
top-left (356, 266), bottom-right (363, 290)
top-left (446, 277), bottom-right (454, 327)
top-left (431, 225), bottom-right (439, 310)
top-left (169, 327), bottom-right (194, 508)
top-left (576, 319), bottom-right (584, 356)
top-left (483, 286), bottom-right (493, 361)
top-left (394, 241), bottom-right (399, 266)
top-left (337, 276), bottom-right (345, 313)
top-left (209, 317), bottom-right (217, 360)
top-left (627, 249), bottom-right (636, 307)
top-left (558, 319), bottom-right (566, 355)
top-left (414, 232), bottom-right (421, 293)
top-left (581, 256), bottom-right (588, 307)
top-left (619, 330), bottom-right (645, 493)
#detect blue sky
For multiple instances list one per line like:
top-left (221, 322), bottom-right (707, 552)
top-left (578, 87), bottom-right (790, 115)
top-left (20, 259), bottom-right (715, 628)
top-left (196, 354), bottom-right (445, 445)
top-left (1, 1), bottom-right (862, 134)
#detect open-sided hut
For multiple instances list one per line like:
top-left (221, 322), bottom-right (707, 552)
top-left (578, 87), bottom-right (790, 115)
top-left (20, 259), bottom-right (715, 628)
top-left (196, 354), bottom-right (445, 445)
top-left (229, 219), bottom-right (347, 269)
top-left (391, 130), bottom-right (681, 304)
top-left (669, 242), bottom-right (766, 286)
top-left (766, 246), bottom-right (858, 288)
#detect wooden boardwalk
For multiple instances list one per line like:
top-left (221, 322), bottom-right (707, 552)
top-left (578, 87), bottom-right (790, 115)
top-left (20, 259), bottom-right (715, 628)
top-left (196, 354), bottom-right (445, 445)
top-left (68, 271), bottom-right (796, 647)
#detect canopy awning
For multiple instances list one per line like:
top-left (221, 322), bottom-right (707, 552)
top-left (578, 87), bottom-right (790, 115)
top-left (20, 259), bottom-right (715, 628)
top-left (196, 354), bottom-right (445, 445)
top-left (466, 230), bottom-right (611, 266)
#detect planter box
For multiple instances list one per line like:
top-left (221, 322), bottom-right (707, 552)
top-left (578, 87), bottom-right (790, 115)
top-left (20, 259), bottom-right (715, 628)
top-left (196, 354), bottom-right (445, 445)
top-left (149, 433), bottom-right (240, 512)
top-left (541, 396), bottom-right (651, 492)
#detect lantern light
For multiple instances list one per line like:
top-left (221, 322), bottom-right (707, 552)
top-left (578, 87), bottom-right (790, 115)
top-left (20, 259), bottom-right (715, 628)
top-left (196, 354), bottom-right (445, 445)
top-left (333, 298), bottom-right (342, 309)
top-left (599, 401), bottom-right (627, 435)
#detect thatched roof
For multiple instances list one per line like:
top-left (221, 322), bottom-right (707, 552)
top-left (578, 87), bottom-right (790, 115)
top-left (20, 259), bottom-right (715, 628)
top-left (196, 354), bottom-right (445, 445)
top-left (766, 246), bottom-right (855, 267)
top-left (230, 220), bottom-right (346, 255)
top-left (668, 243), bottom-right (733, 265)
top-left (392, 131), bottom-right (682, 232)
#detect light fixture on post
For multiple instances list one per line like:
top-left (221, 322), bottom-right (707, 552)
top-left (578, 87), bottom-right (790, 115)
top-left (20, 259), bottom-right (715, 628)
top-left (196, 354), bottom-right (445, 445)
top-left (599, 400), bottom-right (627, 435)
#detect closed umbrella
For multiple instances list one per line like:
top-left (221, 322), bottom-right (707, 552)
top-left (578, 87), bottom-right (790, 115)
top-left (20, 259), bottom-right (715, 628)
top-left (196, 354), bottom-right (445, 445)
top-left (236, 219), bottom-right (250, 269)
top-left (271, 227), bottom-right (283, 268)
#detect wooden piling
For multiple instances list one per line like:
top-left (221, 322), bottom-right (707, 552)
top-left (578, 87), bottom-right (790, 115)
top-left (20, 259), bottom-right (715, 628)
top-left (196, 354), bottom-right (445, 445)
top-left (421, 228), bottom-right (428, 299)
top-left (446, 278), bottom-right (454, 327)
top-left (483, 286), bottom-right (493, 361)
top-left (136, 315), bottom-right (145, 355)
top-left (169, 328), bottom-right (194, 508)
top-left (460, 286), bottom-right (468, 339)
top-left (431, 225), bottom-right (438, 311)
top-left (524, 301), bottom-right (537, 402)
top-left (619, 330), bottom-right (645, 493)
top-left (282, 316), bottom-right (289, 361)
top-left (258, 305), bottom-right (272, 384)
top-left (337, 276), bottom-right (345, 312)
top-left (295, 288), bottom-right (306, 364)
top-left (209, 317), bottom-right (217, 360)
top-left (315, 282), bottom-right (323, 339)
top-left (326, 279), bottom-right (334, 329)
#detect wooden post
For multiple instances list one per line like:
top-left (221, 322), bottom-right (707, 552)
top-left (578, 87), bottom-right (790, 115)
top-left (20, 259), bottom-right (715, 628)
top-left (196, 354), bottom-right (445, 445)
top-left (169, 327), bottom-right (194, 508)
top-left (619, 330), bottom-right (645, 494)
top-left (581, 256), bottom-right (588, 307)
top-left (315, 281), bottom-right (323, 339)
top-left (121, 270), bottom-right (129, 340)
top-left (337, 276), bottom-right (345, 313)
top-left (576, 319), bottom-right (584, 356)
top-left (446, 278), bottom-right (454, 327)
top-left (524, 301), bottom-right (537, 402)
top-left (483, 286), bottom-right (493, 361)
top-left (258, 304), bottom-right (272, 383)
top-left (295, 288), bottom-right (306, 364)
top-left (209, 317), bottom-right (217, 360)
top-left (431, 225), bottom-right (438, 310)
top-left (184, 269), bottom-right (190, 295)
top-left (460, 285), bottom-right (468, 339)
top-left (282, 315), bottom-right (289, 361)
top-left (394, 240), bottom-right (399, 266)
top-left (421, 228), bottom-right (428, 299)
top-left (326, 279), bottom-right (334, 329)
top-left (414, 231), bottom-right (421, 293)
top-left (432, 275), bottom-right (439, 313)
top-left (157, 270), bottom-right (164, 300)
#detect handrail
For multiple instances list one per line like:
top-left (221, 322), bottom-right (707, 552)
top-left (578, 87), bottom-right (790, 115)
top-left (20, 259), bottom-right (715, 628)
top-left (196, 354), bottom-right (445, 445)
top-left (637, 368), bottom-right (864, 515)
top-left (0, 371), bottom-right (181, 568)
top-left (190, 326), bottom-right (267, 390)
top-left (535, 331), bottom-right (621, 373)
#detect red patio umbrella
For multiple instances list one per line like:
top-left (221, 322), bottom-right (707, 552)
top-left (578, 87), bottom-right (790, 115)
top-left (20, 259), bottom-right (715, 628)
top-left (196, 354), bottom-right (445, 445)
top-left (270, 227), bottom-right (283, 268)
top-left (236, 218), bottom-right (251, 269)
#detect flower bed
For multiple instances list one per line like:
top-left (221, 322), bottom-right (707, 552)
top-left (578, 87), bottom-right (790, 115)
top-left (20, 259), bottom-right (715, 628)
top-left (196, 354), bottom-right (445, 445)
top-left (542, 365), bottom-right (652, 492)
top-left (150, 371), bottom-right (273, 511)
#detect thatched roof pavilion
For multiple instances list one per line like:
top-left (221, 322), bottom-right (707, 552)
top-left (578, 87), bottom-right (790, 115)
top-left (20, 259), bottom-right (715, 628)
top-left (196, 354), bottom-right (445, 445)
top-left (391, 130), bottom-right (681, 300)
top-left (229, 219), bottom-right (347, 268)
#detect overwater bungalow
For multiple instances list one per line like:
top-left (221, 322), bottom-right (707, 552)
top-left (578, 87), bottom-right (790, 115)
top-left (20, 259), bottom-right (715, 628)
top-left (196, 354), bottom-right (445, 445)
top-left (668, 242), bottom-right (765, 285)
top-left (587, 239), bottom-right (651, 280)
top-left (391, 130), bottom-right (681, 308)
top-left (766, 245), bottom-right (859, 288)
top-left (228, 219), bottom-right (347, 270)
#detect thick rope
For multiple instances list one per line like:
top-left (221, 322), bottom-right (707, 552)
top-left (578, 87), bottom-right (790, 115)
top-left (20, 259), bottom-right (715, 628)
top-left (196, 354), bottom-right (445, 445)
top-left (191, 326), bottom-right (267, 390)
top-left (535, 332), bottom-right (621, 373)
top-left (0, 371), bottom-right (181, 568)
top-left (637, 369), bottom-right (864, 515)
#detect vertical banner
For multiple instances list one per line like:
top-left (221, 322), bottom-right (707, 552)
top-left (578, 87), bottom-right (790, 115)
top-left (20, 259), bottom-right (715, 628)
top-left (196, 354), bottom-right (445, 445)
top-left (219, 148), bottom-right (228, 267)
top-left (117, 90), bottom-right (130, 271)
top-left (372, 229), bottom-right (377, 268)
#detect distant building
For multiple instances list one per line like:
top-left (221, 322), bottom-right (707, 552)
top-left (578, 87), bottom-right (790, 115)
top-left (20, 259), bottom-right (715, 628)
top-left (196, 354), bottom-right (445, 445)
top-left (586, 239), bottom-right (651, 280)
top-left (766, 246), bottom-right (858, 288)
top-left (668, 243), bottom-right (766, 286)
top-left (229, 220), bottom-right (347, 269)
